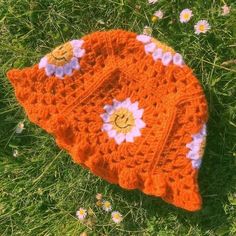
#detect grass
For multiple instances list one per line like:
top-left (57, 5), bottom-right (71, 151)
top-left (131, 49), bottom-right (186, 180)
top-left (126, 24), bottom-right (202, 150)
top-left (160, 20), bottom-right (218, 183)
top-left (0, 0), bottom-right (235, 235)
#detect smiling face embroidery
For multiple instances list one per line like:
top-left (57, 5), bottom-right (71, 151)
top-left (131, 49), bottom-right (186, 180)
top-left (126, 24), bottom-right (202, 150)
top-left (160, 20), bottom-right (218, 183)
top-left (101, 98), bottom-right (146, 144)
top-left (110, 107), bottom-right (135, 134)
top-left (47, 42), bottom-right (74, 66)
top-left (39, 39), bottom-right (85, 78)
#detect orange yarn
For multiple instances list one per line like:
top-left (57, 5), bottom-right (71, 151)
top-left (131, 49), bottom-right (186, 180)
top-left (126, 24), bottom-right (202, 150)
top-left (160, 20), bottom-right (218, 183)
top-left (7, 29), bottom-right (208, 211)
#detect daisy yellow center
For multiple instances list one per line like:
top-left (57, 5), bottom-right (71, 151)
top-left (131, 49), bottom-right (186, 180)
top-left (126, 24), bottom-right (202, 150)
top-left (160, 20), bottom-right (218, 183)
top-left (109, 108), bottom-right (135, 134)
top-left (199, 136), bottom-right (206, 157)
top-left (198, 24), bottom-right (206, 32)
top-left (104, 201), bottom-right (111, 208)
top-left (113, 213), bottom-right (121, 219)
top-left (183, 13), bottom-right (190, 20)
top-left (79, 209), bottom-right (85, 215)
top-left (47, 42), bottom-right (73, 66)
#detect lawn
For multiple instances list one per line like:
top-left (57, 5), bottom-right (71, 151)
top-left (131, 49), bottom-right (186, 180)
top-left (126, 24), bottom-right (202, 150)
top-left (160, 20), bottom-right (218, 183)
top-left (0, 0), bottom-right (235, 235)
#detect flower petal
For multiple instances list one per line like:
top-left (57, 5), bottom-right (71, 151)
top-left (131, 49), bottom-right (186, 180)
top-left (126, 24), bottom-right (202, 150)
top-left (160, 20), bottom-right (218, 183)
top-left (114, 133), bottom-right (125, 144)
top-left (133, 108), bottom-right (144, 119)
top-left (192, 159), bottom-right (202, 169)
top-left (63, 63), bottom-right (73, 76)
top-left (173, 53), bottom-right (184, 66)
top-left (162, 52), bottom-right (173, 66)
top-left (108, 129), bottom-right (117, 138)
top-left (39, 57), bottom-right (47, 69)
top-left (45, 64), bottom-right (55, 76)
top-left (126, 132), bottom-right (134, 142)
top-left (135, 119), bottom-right (146, 129)
top-left (144, 42), bottom-right (156, 54)
top-left (136, 34), bottom-right (151, 44)
top-left (70, 39), bottom-right (84, 48)
top-left (102, 124), bottom-right (112, 132)
top-left (152, 48), bottom-right (163, 61)
top-left (74, 48), bottom-right (85, 58)
top-left (55, 66), bottom-right (64, 78)
top-left (70, 57), bottom-right (80, 70)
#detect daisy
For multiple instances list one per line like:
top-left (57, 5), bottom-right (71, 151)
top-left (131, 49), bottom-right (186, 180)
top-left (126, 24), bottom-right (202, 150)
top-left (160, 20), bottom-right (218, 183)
top-left (194, 20), bottom-right (211, 35)
top-left (186, 124), bottom-right (207, 169)
top-left (39, 39), bottom-right (85, 78)
top-left (180, 9), bottom-right (193, 23)
top-left (13, 150), bottom-right (19, 157)
top-left (154, 10), bottom-right (164, 19)
top-left (102, 200), bottom-right (112, 212)
top-left (148, 0), bottom-right (158, 4)
top-left (96, 193), bottom-right (102, 200)
top-left (101, 98), bottom-right (146, 145)
top-left (221, 5), bottom-right (231, 16)
top-left (16, 121), bottom-right (24, 134)
top-left (111, 211), bottom-right (123, 224)
top-left (76, 208), bottom-right (87, 220)
top-left (143, 26), bottom-right (152, 36)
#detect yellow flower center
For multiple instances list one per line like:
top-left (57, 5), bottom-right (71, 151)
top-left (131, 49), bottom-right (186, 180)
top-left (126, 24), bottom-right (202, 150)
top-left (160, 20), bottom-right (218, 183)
top-left (109, 108), bottom-right (135, 134)
top-left (47, 42), bottom-right (73, 66)
top-left (199, 136), bottom-right (206, 157)
top-left (151, 38), bottom-right (175, 54)
top-left (198, 24), bottom-right (206, 32)
top-left (183, 13), bottom-right (190, 20)
top-left (79, 209), bottom-right (85, 215)
top-left (104, 201), bottom-right (111, 208)
top-left (113, 213), bottom-right (121, 219)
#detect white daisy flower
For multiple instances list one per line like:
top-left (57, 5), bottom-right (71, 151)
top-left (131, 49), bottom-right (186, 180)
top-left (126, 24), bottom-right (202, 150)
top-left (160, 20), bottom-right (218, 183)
top-left (13, 150), bottom-right (19, 157)
top-left (16, 121), bottom-right (24, 134)
top-left (221, 5), bottom-right (231, 16)
top-left (111, 211), bottom-right (123, 224)
top-left (148, 0), bottom-right (158, 4)
top-left (194, 20), bottom-right (211, 35)
top-left (76, 208), bottom-right (87, 220)
top-left (102, 200), bottom-right (112, 212)
top-left (101, 98), bottom-right (146, 145)
top-left (186, 124), bottom-right (207, 169)
top-left (39, 39), bottom-right (85, 79)
top-left (143, 26), bottom-right (153, 36)
top-left (154, 10), bottom-right (164, 19)
top-left (180, 9), bottom-right (193, 23)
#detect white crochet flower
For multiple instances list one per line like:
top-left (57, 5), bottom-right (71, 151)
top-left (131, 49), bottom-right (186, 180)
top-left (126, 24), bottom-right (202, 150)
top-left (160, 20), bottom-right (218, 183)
top-left (39, 39), bottom-right (85, 78)
top-left (186, 124), bottom-right (207, 169)
top-left (101, 98), bottom-right (146, 145)
top-left (136, 35), bottom-right (184, 66)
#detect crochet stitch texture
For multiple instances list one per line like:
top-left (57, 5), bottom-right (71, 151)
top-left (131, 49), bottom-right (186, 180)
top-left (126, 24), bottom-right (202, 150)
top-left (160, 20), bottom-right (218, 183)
top-left (7, 29), bottom-right (208, 211)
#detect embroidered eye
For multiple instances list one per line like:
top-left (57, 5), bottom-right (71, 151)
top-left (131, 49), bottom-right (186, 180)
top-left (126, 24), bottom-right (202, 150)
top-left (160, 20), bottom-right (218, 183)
top-left (101, 98), bottom-right (146, 144)
top-left (38, 40), bottom-right (85, 79)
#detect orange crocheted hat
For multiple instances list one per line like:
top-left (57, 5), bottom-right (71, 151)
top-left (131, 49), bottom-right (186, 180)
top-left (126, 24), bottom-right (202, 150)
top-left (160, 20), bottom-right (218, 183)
top-left (7, 29), bottom-right (208, 211)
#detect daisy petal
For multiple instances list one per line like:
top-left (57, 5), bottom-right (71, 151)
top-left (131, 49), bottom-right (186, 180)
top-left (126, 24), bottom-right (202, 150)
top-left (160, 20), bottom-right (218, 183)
top-left (108, 129), bottom-right (117, 138)
top-left (45, 64), bottom-right (55, 76)
top-left (63, 63), bottom-right (73, 76)
top-left (173, 53), bottom-right (184, 66)
top-left (39, 57), bottom-right (47, 69)
top-left (102, 124), bottom-right (113, 132)
top-left (114, 133), bottom-right (125, 144)
top-left (55, 66), bottom-right (64, 78)
top-left (136, 35), bottom-right (151, 44)
top-left (135, 119), bottom-right (146, 129)
top-left (133, 108), bottom-right (144, 119)
top-left (74, 48), bottom-right (85, 58)
top-left (152, 48), bottom-right (163, 61)
top-left (71, 39), bottom-right (84, 48)
top-left (162, 52), bottom-right (173, 66)
top-left (144, 42), bottom-right (156, 54)
top-left (126, 132), bottom-right (134, 142)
